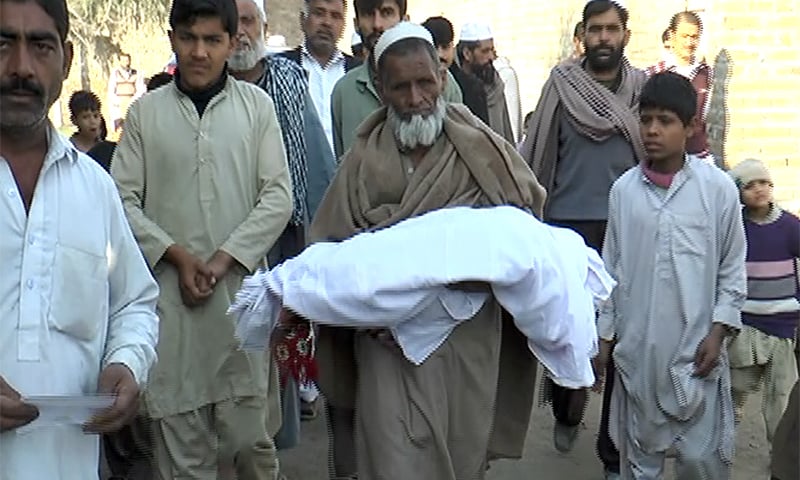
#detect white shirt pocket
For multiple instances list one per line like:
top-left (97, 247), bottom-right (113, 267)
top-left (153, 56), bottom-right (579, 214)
top-left (48, 244), bottom-right (109, 341)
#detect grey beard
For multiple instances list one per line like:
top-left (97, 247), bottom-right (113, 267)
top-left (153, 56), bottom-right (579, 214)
top-left (387, 98), bottom-right (447, 151)
top-left (229, 42), bottom-right (267, 72)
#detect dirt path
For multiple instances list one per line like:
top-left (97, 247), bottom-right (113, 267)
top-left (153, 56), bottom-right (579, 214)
top-left (278, 380), bottom-right (771, 479)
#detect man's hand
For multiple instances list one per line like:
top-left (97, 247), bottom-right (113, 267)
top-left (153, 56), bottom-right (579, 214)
top-left (592, 339), bottom-right (614, 393)
top-left (0, 377), bottom-right (38, 432)
top-left (165, 245), bottom-right (214, 307)
top-left (83, 364), bottom-right (139, 434)
top-left (694, 325), bottom-right (726, 377)
top-left (206, 250), bottom-right (237, 286)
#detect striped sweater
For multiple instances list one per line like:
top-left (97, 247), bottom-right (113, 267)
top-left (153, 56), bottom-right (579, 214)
top-left (741, 206), bottom-right (800, 339)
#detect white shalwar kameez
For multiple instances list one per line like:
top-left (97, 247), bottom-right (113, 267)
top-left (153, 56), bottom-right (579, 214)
top-left (598, 157), bottom-right (747, 480)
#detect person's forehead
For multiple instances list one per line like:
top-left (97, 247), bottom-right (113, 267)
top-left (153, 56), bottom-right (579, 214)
top-left (175, 16), bottom-right (228, 35)
top-left (585, 10), bottom-right (623, 27)
top-left (236, 0), bottom-right (258, 16)
top-left (383, 50), bottom-right (436, 74)
top-left (675, 22), bottom-right (700, 33)
top-left (0, 1), bottom-right (61, 38)
top-left (309, 0), bottom-right (345, 13)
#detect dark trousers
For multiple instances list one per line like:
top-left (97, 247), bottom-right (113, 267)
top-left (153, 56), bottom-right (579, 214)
top-left (546, 219), bottom-right (619, 471)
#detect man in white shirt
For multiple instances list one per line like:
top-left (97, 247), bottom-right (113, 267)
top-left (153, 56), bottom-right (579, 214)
top-left (280, 0), bottom-right (361, 155)
top-left (0, 0), bottom-right (160, 478)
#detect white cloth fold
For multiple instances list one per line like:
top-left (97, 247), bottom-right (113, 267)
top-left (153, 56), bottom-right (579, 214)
top-left (230, 206), bottom-right (616, 388)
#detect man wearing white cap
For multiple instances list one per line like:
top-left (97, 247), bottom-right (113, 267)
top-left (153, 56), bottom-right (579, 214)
top-left (307, 21), bottom-right (545, 480)
top-left (457, 22), bottom-right (515, 144)
top-left (329, 0), bottom-right (463, 159)
top-left (519, 0), bottom-right (645, 472)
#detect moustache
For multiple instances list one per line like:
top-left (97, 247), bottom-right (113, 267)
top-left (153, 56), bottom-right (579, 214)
top-left (0, 77), bottom-right (44, 98)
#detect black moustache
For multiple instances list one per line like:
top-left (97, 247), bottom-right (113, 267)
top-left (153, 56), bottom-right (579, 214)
top-left (0, 77), bottom-right (44, 97)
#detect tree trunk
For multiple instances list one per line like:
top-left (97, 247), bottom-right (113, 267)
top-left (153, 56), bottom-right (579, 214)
top-left (79, 40), bottom-right (91, 91)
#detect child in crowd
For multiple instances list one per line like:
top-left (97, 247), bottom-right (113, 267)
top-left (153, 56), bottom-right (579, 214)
top-left (726, 158), bottom-right (800, 447)
top-left (596, 71), bottom-right (746, 479)
top-left (68, 90), bottom-right (104, 153)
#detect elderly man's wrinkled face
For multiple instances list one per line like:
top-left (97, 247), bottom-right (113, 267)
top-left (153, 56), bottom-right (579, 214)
top-left (378, 46), bottom-right (447, 150)
top-left (229, 0), bottom-right (267, 71)
top-left (0, 0), bottom-right (73, 133)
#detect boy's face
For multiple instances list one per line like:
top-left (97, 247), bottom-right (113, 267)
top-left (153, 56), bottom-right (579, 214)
top-left (73, 109), bottom-right (101, 137)
top-left (741, 179), bottom-right (773, 210)
top-left (640, 106), bottom-right (695, 162)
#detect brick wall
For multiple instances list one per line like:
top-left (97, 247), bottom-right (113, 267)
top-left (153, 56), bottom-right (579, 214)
top-left (404, 0), bottom-right (800, 212)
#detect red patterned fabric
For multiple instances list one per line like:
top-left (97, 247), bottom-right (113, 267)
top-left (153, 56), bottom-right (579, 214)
top-left (273, 322), bottom-right (318, 387)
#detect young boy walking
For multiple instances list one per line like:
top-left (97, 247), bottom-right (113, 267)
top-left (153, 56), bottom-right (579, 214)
top-left (726, 158), bottom-right (800, 446)
top-left (596, 71), bottom-right (747, 479)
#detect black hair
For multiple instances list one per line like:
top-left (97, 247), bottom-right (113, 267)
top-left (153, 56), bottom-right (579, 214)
top-left (147, 72), bottom-right (174, 91)
top-left (662, 28), bottom-right (670, 44)
top-left (68, 90), bottom-right (101, 118)
top-left (98, 115), bottom-right (108, 140)
top-left (583, 0), bottom-right (629, 29)
top-left (639, 72), bottom-right (698, 126)
top-left (354, 0), bottom-right (407, 18)
top-left (422, 16), bottom-right (454, 49)
top-left (352, 43), bottom-right (363, 57)
top-left (376, 37), bottom-right (438, 85)
top-left (2, 0), bottom-right (69, 43)
top-left (169, 0), bottom-right (238, 37)
top-left (573, 21), bottom-right (584, 39)
top-left (668, 10), bottom-right (703, 34)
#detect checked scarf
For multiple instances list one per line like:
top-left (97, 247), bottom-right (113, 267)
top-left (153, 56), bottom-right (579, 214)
top-left (257, 56), bottom-right (309, 226)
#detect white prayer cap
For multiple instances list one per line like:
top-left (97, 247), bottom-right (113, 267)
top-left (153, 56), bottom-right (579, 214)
top-left (373, 22), bottom-right (434, 68)
top-left (459, 22), bottom-right (493, 42)
top-left (351, 31), bottom-right (362, 47)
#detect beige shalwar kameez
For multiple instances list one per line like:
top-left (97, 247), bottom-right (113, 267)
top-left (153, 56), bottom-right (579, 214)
top-left (112, 78), bottom-right (293, 480)
top-left (309, 103), bottom-right (546, 479)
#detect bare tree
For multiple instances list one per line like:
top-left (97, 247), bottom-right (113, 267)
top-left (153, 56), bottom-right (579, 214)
top-left (68, 0), bottom-right (170, 90)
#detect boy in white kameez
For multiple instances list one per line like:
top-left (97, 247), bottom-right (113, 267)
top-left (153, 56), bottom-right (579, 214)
top-left (595, 71), bottom-right (747, 480)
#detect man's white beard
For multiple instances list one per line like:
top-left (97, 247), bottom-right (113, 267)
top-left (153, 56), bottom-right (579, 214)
top-left (387, 98), bottom-right (447, 151)
top-left (229, 39), bottom-right (267, 72)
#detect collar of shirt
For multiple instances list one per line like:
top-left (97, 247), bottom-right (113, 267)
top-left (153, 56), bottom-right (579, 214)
top-left (662, 53), bottom-right (707, 77)
top-left (301, 43), bottom-right (346, 70)
top-left (43, 124), bottom-right (79, 170)
top-left (639, 154), bottom-right (699, 190)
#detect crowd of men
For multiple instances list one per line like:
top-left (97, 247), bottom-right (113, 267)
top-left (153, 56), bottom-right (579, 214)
top-left (1, 0), bottom-right (798, 479)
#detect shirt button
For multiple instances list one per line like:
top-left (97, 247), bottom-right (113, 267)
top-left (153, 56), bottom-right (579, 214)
top-left (7, 188), bottom-right (14, 197)
top-left (28, 237), bottom-right (35, 246)
top-left (26, 279), bottom-right (34, 289)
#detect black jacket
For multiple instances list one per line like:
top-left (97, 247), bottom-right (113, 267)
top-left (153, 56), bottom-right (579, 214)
top-left (449, 64), bottom-right (490, 125)
top-left (279, 46), bottom-right (362, 73)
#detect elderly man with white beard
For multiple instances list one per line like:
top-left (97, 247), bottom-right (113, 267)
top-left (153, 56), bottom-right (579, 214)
top-left (302, 21), bottom-right (546, 479)
top-left (227, 0), bottom-right (337, 456)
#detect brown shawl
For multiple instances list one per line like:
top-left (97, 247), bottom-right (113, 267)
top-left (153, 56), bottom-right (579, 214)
top-left (519, 57), bottom-right (647, 210)
top-left (485, 70), bottom-right (516, 145)
top-left (309, 103), bottom-right (546, 459)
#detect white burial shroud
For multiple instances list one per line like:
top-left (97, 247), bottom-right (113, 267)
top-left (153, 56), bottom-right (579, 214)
top-left (229, 206), bottom-right (616, 389)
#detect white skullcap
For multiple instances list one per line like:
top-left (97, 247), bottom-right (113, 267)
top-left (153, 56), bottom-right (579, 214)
top-left (459, 22), bottom-right (493, 42)
top-left (351, 31), bottom-right (362, 47)
top-left (373, 22), bottom-right (434, 68)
